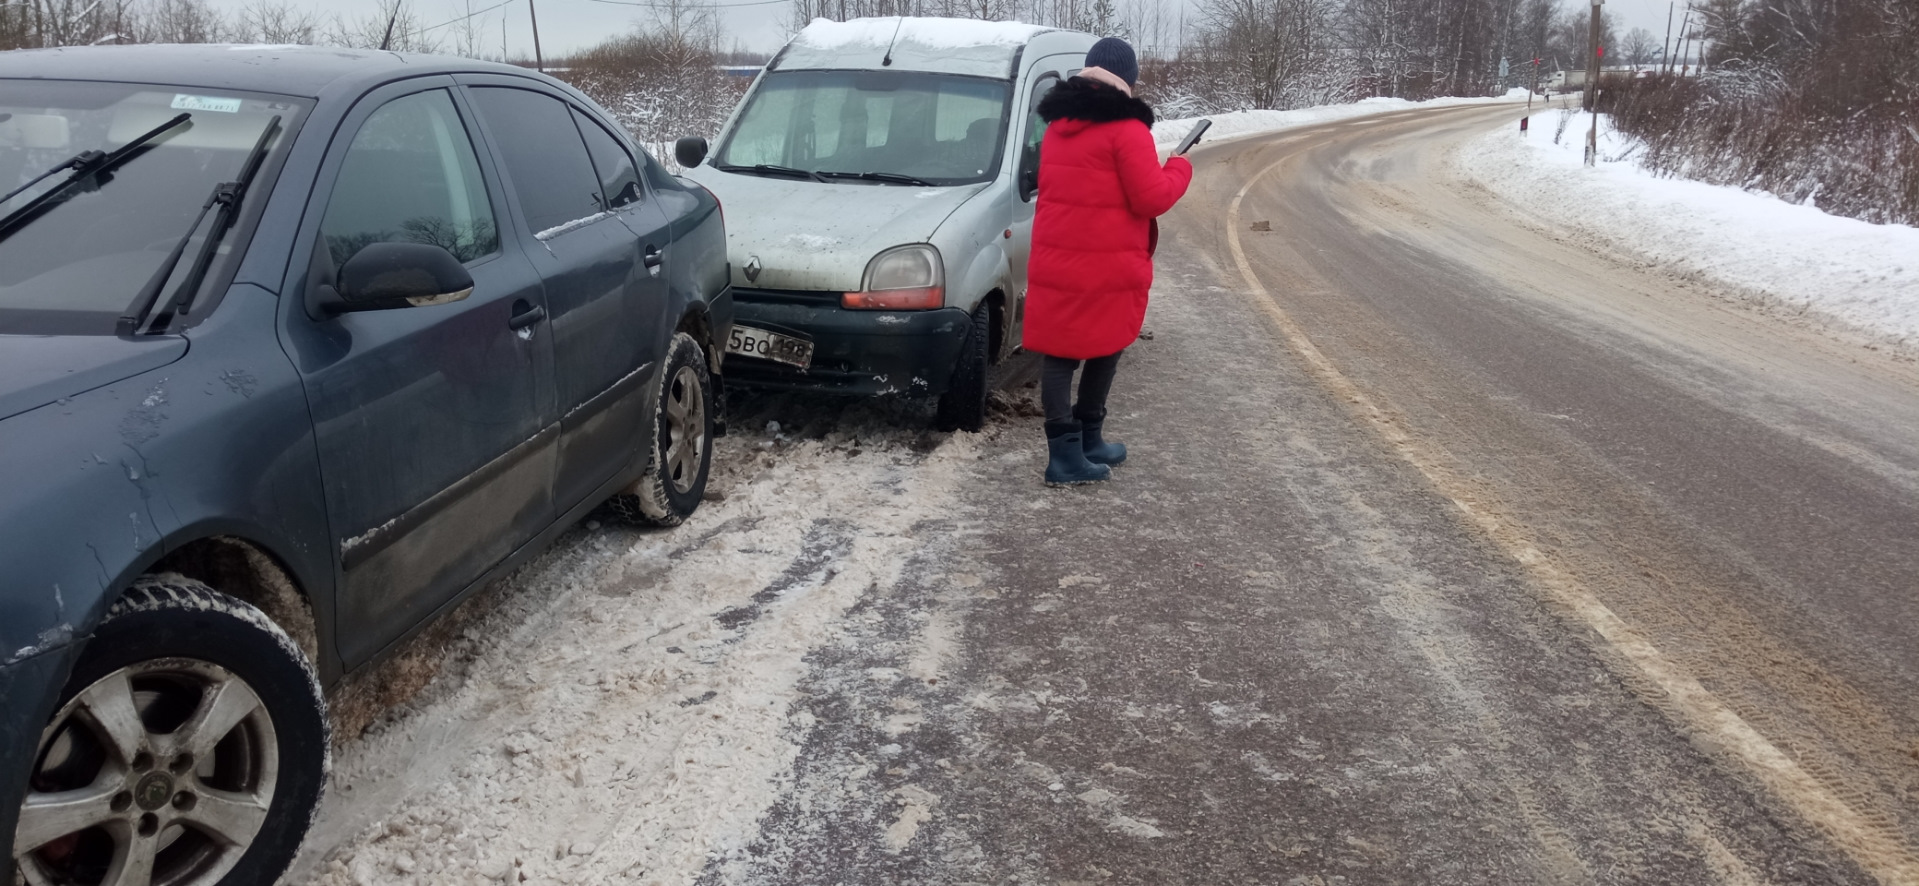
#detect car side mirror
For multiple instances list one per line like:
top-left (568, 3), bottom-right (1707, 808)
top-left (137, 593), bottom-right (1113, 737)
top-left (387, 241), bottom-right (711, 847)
top-left (610, 179), bottom-right (643, 208)
top-left (675, 136), bottom-right (708, 169)
top-left (316, 242), bottom-right (473, 314)
top-left (1018, 156), bottom-right (1039, 202)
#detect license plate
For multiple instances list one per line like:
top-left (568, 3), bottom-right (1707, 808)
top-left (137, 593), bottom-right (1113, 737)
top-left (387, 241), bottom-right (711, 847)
top-left (727, 324), bottom-right (813, 369)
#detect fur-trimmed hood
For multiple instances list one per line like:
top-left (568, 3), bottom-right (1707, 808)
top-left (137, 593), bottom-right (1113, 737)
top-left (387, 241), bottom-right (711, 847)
top-left (1037, 76), bottom-right (1156, 128)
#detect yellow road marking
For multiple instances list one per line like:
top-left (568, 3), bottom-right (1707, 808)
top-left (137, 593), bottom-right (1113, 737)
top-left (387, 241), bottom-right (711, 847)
top-left (1222, 140), bottom-right (1919, 886)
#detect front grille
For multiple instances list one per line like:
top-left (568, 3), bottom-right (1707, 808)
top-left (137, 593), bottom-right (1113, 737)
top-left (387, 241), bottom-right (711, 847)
top-left (733, 287), bottom-right (840, 306)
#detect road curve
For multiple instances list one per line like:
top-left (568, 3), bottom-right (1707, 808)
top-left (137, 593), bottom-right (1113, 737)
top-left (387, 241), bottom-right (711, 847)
top-left (702, 105), bottom-right (1919, 885)
top-left (1192, 103), bottom-right (1919, 882)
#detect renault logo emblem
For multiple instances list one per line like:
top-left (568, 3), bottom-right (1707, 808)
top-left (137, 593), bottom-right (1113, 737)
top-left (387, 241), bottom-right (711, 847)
top-left (744, 256), bottom-right (762, 283)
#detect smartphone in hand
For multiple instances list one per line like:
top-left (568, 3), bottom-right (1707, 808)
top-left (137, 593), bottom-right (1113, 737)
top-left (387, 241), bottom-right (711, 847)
top-left (1174, 119), bottom-right (1212, 155)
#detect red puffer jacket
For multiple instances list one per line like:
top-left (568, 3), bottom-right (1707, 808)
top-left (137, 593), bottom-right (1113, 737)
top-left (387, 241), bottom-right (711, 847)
top-left (1022, 78), bottom-right (1193, 360)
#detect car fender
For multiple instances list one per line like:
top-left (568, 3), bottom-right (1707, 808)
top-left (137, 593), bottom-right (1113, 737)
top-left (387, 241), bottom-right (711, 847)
top-left (0, 287), bottom-right (332, 681)
top-left (933, 185), bottom-right (1016, 316)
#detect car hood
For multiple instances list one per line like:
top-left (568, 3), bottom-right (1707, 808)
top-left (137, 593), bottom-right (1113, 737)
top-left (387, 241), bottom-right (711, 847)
top-left (0, 334), bottom-right (189, 422)
top-left (684, 168), bottom-right (986, 292)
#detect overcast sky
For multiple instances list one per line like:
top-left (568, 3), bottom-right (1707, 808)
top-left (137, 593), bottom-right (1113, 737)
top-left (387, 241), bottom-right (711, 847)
top-left (201, 0), bottom-right (1683, 64)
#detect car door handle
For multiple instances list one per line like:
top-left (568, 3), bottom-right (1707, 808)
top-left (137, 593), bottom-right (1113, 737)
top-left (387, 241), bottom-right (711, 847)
top-left (643, 245), bottom-right (663, 276)
top-left (508, 302), bottom-right (546, 330)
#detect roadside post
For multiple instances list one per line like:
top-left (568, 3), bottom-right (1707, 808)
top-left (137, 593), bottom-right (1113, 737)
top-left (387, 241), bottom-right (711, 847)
top-left (529, 0), bottom-right (545, 72)
top-left (1585, 0), bottom-right (1602, 166)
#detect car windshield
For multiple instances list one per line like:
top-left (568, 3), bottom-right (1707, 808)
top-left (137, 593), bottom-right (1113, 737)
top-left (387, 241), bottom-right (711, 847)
top-left (715, 69), bottom-right (1010, 186)
top-left (0, 81), bottom-right (305, 335)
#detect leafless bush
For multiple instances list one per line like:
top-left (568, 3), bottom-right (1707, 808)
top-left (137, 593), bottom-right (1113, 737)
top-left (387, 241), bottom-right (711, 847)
top-left (1605, 0), bottom-right (1918, 225)
top-left (556, 32), bottom-right (750, 168)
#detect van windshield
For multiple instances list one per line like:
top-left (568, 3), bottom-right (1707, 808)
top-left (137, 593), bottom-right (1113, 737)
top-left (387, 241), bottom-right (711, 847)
top-left (0, 81), bottom-right (303, 335)
top-left (715, 70), bottom-right (1010, 186)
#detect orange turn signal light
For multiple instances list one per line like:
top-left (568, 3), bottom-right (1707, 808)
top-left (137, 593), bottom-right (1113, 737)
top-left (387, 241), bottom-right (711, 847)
top-left (841, 287), bottom-right (943, 310)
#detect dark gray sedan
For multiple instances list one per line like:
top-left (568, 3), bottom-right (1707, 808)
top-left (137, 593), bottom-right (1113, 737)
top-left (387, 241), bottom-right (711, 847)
top-left (1, 45), bottom-right (731, 885)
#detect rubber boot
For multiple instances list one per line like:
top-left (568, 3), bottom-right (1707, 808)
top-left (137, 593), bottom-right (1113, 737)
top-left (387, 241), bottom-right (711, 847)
top-left (1044, 420), bottom-right (1111, 486)
top-left (1076, 408), bottom-right (1127, 466)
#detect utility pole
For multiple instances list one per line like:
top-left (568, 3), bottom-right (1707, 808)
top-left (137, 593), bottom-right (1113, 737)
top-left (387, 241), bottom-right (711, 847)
top-left (528, 0), bottom-right (544, 72)
top-left (1585, 0), bottom-right (1602, 166)
top-left (1671, 2), bottom-right (1692, 75)
top-left (1659, 2), bottom-right (1674, 76)
top-left (1528, 57), bottom-right (1541, 111)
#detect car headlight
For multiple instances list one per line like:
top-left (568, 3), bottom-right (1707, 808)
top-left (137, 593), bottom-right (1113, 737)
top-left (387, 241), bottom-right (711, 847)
top-left (842, 244), bottom-right (944, 310)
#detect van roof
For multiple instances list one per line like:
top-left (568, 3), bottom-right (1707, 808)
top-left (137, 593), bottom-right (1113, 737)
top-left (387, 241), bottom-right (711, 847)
top-left (775, 17), bottom-right (1090, 79)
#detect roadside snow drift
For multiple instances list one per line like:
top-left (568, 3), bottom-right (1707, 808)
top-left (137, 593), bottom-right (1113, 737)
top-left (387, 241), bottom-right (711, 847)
top-left (1459, 110), bottom-right (1919, 351)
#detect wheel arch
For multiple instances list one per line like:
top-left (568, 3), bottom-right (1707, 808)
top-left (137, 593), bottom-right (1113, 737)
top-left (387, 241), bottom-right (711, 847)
top-left (142, 535), bottom-right (325, 679)
top-left (983, 288), bottom-right (1009, 363)
top-left (674, 303), bottom-right (722, 376)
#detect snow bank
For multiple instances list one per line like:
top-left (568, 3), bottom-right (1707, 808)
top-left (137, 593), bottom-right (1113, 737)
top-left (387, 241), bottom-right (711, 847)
top-left (1152, 89), bottom-right (1532, 154)
top-left (1459, 110), bottom-right (1919, 350)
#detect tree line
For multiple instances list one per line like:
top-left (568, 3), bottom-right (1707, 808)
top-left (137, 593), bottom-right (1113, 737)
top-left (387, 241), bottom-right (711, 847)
top-left (1605, 0), bottom-right (1916, 225)
top-left (6, 0), bottom-right (1906, 221)
top-left (0, 0), bottom-right (493, 55)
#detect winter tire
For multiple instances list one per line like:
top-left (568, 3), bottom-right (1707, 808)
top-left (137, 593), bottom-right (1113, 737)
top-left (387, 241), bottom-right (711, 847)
top-left (13, 575), bottom-right (328, 886)
top-left (935, 301), bottom-right (991, 433)
top-left (611, 332), bottom-right (714, 527)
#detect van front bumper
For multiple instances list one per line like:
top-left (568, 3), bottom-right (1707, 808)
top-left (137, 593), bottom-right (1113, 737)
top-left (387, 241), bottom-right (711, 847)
top-left (725, 289), bottom-right (972, 397)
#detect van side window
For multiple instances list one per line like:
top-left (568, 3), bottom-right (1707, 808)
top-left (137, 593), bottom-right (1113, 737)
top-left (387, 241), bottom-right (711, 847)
top-left (1018, 74), bottom-right (1059, 202)
top-left (320, 89), bottom-right (498, 268)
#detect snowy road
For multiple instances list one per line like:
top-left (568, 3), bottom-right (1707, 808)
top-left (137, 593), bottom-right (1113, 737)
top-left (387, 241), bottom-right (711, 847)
top-left (286, 105), bottom-right (1919, 885)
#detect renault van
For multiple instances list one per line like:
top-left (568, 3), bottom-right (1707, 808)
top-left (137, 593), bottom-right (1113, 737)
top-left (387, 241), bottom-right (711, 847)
top-left (680, 17), bottom-right (1097, 430)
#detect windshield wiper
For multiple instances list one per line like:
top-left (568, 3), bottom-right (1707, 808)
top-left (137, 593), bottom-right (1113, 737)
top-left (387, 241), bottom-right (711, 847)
top-left (817, 170), bottom-right (936, 186)
top-left (714, 163), bottom-right (828, 183)
top-left (0, 112), bottom-right (191, 245)
top-left (118, 116), bottom-right (280, 336)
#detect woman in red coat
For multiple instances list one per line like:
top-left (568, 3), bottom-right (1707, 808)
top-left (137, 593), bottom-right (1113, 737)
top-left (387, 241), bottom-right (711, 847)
top-left (1023, 36), bottom-right (1193, 485)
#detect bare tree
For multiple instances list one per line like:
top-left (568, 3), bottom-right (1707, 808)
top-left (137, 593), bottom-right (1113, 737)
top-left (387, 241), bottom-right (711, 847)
top-left (226, 0), bottom-right (317, 43)
top-left (326, 0), bottom-right (442, 52)
top-left (447, 0), bottom-right (497, 59)
top-left (1191, 0), bottom-right (1347, 109)
top-left (1621, 26), bottom-right (1656, 65)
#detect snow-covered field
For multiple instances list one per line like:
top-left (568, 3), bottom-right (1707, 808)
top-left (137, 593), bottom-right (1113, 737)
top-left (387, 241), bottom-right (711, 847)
top-left (1458, 110), bottom-right (1919, 352)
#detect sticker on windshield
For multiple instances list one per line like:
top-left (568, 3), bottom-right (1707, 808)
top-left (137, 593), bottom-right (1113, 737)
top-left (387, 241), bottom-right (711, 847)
top-left (170, 94), bottom-right (243, 114)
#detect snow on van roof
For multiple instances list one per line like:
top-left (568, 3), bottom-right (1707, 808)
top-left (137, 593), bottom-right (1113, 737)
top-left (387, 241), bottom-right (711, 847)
top-left (776, 17), bottom-right (1057, 78)
top-left (794, 16), bottom-right (1049, 51)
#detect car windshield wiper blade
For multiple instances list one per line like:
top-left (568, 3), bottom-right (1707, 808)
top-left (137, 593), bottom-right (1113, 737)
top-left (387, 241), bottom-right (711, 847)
top-left (818, 170), bottom-right (936, 186)
top-left (714, 163), bottom-right (828, 183)
top-left (0, 112), bottom-right (191, 245)
top-left (118, 116), bottom-right (280, 336)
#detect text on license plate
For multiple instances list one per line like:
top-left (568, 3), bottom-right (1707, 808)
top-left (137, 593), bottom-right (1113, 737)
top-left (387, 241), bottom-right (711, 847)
top-left (727, 324), bottom-right (813, 369)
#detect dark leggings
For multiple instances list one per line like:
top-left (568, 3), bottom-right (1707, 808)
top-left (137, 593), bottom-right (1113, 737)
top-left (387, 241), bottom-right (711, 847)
top-left (1041, 351), bottom-right (1124, 425)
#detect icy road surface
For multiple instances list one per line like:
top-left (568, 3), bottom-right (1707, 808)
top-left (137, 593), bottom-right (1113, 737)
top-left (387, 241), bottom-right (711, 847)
top-left (287, 104), bottom-right (1919, 885)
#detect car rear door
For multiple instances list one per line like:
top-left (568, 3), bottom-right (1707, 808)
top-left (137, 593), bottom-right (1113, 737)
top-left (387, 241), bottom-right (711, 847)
top-left (463, 81), bottom-right (671, 513)
top-left (277, 79), bottom-right (558, 669)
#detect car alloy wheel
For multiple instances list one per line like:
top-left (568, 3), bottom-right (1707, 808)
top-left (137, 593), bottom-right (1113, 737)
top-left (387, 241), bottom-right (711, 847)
top-left (662, 363), bottom-right (708, 496)
top-left (16, 660), bottom-right (277, 886)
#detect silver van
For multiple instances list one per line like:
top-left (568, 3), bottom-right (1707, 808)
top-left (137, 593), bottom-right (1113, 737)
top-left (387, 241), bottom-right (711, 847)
top-left (679, 17), bottom-right (1096, 430)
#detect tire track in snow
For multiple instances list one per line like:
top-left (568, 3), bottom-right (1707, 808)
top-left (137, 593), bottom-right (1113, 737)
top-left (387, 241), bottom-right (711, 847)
top-left (284, 419), bottom-right (983, 886)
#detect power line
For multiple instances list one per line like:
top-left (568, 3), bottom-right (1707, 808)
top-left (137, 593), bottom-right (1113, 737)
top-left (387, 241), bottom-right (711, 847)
top-left (422, 0), bottom-right (519, 34)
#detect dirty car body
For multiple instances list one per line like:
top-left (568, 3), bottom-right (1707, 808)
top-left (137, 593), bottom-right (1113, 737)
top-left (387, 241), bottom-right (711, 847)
top-left (1, 45), bottom-right (729, 885)
top-left (684, 17), bottom-right (1096, 430)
